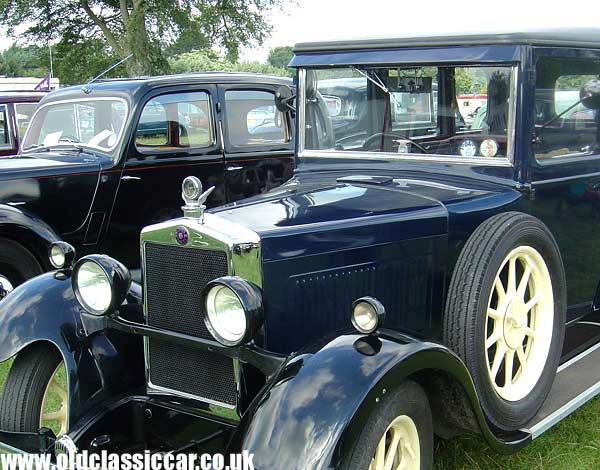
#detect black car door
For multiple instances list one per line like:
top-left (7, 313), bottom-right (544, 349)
top-left (104, 85), bottom-right (226, 269)
top-left (217, 84), bottom-right (294, 203)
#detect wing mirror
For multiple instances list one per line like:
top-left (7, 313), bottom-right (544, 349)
top-left (275, 85), bottom-right (296, 113)
top-left (581, 78), bottom-right (600, 110)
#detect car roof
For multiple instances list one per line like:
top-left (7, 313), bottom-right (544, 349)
top-left (41, 72), bottom-right (293, 104)
top-left (293, 27), bottom-right (600, 53)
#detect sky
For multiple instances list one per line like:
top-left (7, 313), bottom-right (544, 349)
top-left (239, 0), bottom-right (600, 62)
top-left (1, 0), bottom-right (599, 61)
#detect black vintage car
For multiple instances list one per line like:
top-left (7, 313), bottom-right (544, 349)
top-left (1, 29), bottom-right (600, 469)
top-left (0, 73), bottom-right (295, 293)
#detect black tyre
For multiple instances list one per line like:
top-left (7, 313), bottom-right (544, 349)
top-left (444, 212), bottom-right (566, 430)
top-left (342, 381), bottom-right (433, 470)
top-left (0, 238), bottom-right (43, 293)
top-left (0, 344), bottom-right (68, 436)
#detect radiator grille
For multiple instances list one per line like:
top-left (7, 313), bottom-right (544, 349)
top-left (144, 242), bottom-right (237, 406)
top-left (148, 339), bottom-right (237, 406)
top-left (144, 243), bottom-right (228, 338)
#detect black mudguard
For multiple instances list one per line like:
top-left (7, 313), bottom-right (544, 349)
top-left (230, 332), bottom-right (531, 470)
top-left (0, 272), bottom-right (144, 429)
top-left (0, 204), bottom-right (61, 270)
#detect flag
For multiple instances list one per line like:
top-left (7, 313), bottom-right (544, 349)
top-left (34, 74), bottom-right (51, 91)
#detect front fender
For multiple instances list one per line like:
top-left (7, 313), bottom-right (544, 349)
top-left (0, 204), bottom-right (61, 270)
top-left (231, 331), bottom-right (530, 470)
top-left (0, 272), bottom-right (144, 428)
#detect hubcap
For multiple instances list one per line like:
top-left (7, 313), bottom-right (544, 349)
top-left (0, 275), bottom-right (14, 295)
top-left (369, 415), bottom-right (420, 470)
top-left (485, 245), bottom-right (554, 402)
top-left (40, 362), bottom-right (68, 436)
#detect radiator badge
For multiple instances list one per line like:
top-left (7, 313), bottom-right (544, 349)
top-left (175, 226), bottom-right (189, 245)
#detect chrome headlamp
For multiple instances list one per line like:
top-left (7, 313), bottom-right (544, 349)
top-left (48, 241), bottom-right (76, 269)
top-left (351, 297), bottom-right (386, 334)
top-left (202, 276), bottom-right (263, 346)
top-left (72, 255), bottom-right (131, 315)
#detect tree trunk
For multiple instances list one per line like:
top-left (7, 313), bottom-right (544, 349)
top-left (124, 4), bottom-right (154, 77)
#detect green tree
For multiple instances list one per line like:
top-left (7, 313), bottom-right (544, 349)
top-left (0, 0), bottom-right (286, 77)
top-left (0, 44), bottom-right (47, 77)
top-left (267, 46), bottom-right (293, 69)
top-left (170, 50), bottom-right (291, 77)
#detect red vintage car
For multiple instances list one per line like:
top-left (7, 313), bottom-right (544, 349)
top-left (0, 92), bottom-right (45, 156)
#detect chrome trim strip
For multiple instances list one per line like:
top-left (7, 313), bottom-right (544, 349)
top-left (21, 97), bottom-right (129, 155)
top-left (298, 149), bottom-right (513, 166)
top-left (529, 379), bottom-right (600, 438)
top-left (0, 104), bottom-right (14, 150)
top-left (298, 68), bottom-right (306, 155)
top-left (558, 341), bottom-right (600, 373)
top-left (506, 66), bottom-right (518, 164)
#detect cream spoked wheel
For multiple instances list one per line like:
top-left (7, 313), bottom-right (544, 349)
top-left (369, 415), bottom-right (420, 470)
top-left (444, 212), bottom-right (565, 429)
top-left (40, 362), bottom-right (68, 436)
top-left (485, 245), bottom-right (554, 402)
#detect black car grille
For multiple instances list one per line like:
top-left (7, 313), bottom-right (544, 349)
top-left (144, 242), bottom-right (237, 406)
top-left (148, 339), bottom-right (237, 406)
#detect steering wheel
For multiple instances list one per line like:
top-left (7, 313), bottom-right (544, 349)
top-left (362, 132), bottom-right (429, 154)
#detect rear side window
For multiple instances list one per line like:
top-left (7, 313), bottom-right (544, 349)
top-left (14, 103), bottom-right (37, 139)
top-left (135, 91), bottom-right (213, 152)
top-left (224, 90), bottom-right (289, 147)
top-left (534, 57), bottom-right (600, 162)
top-left (0, 105), bottom-right (11, 148)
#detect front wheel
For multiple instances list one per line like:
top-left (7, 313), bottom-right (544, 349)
top-left (342, 381), bottom-right (433, 470)
top-left (0, 238), bottom-right (43, 295)
top-left (0, 344), bottom-right (68, 436)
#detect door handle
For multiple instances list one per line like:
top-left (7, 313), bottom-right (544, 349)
top-left (121, 176), bottom-right (142, 181)
top-left (227, 165), bottom-right (244, 171)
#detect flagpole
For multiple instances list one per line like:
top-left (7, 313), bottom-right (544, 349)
top-left (49, 44), bottom-right (54, 86)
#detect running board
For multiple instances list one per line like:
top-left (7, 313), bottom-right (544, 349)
top-left (526, 342), bottom-right (600, 438)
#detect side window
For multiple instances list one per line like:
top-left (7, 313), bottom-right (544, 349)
top-left (0, 105), bottom-right (12, 149)
top-left (534, 57), bottom-right (600, 161)
top-left (14, 103), bottom-right (37, 139)
top-left (224, 90), bottom-right (288, 147)
top-left (135, 91), bottom-right (213, 152)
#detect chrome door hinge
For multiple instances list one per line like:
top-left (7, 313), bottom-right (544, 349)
top-left (516, 182), bottom-right (536, 200)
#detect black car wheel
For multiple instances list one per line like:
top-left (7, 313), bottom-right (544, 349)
top-left (0, 238), bottom-right (43, 294)
top-left (444, 212), bottom-right (566, 430)
top-left (0, 344), bottom-right (68, 436)
top-left (341, 381), bottom-right (433, 470)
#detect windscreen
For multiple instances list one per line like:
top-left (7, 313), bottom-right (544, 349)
top-left (302, 65), bottom-right (515, 161)
top-left (23, 99), bottom-right (127, 154)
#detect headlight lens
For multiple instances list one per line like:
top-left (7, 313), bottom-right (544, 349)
top-left (48, 241), bottom-right (76, 269)
top-left (205, 285), bottom-right (247, 345)
top-left (351, 297), bottom-right (385, 334)
top-left (50, 244), bottom-right (66, 268)
top-left (74, 261), bottom-right (112, 314)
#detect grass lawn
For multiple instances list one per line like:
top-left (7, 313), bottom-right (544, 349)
top-left (0, 359), bottom-right (598, 467)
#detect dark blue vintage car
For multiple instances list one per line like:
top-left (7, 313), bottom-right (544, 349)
top-left (1, 28), bottom-right (600, 469)
top-left (0, 73), bottom-right (294, 293)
